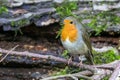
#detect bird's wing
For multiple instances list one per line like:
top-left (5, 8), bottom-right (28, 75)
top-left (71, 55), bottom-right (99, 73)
top-left (81, 27), bottom-right (94, 64)
top-left (82, 27), bottom-right (92, 51)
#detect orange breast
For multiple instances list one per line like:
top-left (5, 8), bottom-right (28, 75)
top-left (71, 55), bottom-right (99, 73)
top-left (61, 23), bottom-right (78, 42)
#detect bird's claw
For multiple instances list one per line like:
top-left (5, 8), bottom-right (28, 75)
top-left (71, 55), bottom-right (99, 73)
top-left (78, 60), bottom-right (83, 66)
top-left (68, 57), bottom-right (72, 65)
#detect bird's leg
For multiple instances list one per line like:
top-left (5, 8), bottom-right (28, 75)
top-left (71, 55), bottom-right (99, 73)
top-left (68, 56), bottom-right (73, 65)
top-left (78, 55), bottom-right (86, 66)
top-left (77, 59), bottom-right (83, 66)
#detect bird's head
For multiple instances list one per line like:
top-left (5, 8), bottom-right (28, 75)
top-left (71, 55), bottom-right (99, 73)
top-left (61, 16), bottom-right (78, 42)
top-left (63, 16), bottom-right (77, 26)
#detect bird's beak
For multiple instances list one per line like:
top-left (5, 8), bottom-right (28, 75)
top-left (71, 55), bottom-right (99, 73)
top-left (64, 19), bottom-right (70, 24)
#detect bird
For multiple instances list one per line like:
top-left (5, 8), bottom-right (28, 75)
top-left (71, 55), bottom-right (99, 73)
top-left (60, 16), bottom-right (94, 65)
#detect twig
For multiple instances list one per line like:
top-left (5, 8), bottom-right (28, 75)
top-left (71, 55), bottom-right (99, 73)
top-left (72, 71), bottom-right (93, 79)
top-left (109, 61), bottom-right (120, 80)
top-left (41, 70), bottom-right (93, 80)
top-left (0, 48), bottom-right (96, 72)
top-left (95, 60), bottom-right (120, 70)
top-left (41, 73), bottom-right (92, 80)
top-left (91, 69), bottom-right (112, 80)
top-left (74, 70), bottom-right (93, 76)
top-left (41, 74), bottom-right (78, 80)
top-left (0, 45), bottom-right (19, 63)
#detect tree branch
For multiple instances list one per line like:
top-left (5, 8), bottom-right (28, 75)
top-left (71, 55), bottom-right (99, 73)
top-left (0, 45), bottom-right (19, 63)
top-left (109, 61), bottom-right (120, 80)
top-left (41, 72), bottom-right (92, 80)
top-left (0, 48), bottom-right (96, 72)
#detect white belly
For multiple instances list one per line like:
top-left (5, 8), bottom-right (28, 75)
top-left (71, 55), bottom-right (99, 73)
top-left (63, 38), bottom-right (76, 48)
top-left (62, 38), bottom-right (88, 55)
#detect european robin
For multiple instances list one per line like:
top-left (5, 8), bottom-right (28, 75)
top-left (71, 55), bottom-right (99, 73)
top-left (61, 16), bottom-right (94, 65)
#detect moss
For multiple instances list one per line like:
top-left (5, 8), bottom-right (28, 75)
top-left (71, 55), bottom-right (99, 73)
top-left (93, 50), bottom-right (120, 64)
top-left (53, 66), bottom-right (81, 76)
top-left (87, 11), bottom-right (120, 35)
top-left (11, 19), bottom-right (29, 28)
top-left (11, 20), bottom-right (28, 36)
top-left (54, 0), bottom-right (78, 18)
top-left (17, 19), bottom-right (29, 27)
top-left (54, 0), bottom-right (78, 38)
top-left (102, 76), bottom-right (109, 80)
top-left (34, 15), bottom-right (41, 19)
top-left (11, 21), bottom-right (16, 27)
top-left (55, 1), bottom-right (120, 36)
top-left (0, 6), bottom-right (8, 15)
top-left (61, 50), bottom-right (69, 59)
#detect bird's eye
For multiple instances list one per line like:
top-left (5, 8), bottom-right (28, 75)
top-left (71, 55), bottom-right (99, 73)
top-left (70, 21), bottom-right (73, 24)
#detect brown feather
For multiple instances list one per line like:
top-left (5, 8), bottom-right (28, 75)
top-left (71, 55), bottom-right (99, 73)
top-left (81, 28), bottom-right (94, 65)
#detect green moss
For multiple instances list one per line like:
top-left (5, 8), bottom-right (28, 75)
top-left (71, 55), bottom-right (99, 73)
top-left (11, 21), bottom-right (16, 27)
top-left (11, 20), bottom-right (28, 37)
top-left (54, 0), bottom-right (78, 18)
top-left (87, 11), bottom-right (120, 35)
top-left (62, 50), bottom-right (69, 59)
top-left (11, 19), bottom-right (29, 27)
top-left (53, 66), bottom-right (81, 76)
top-left (53, 66), bottom-right (69, 76)
top-left (55, 1), bottom-right (120, 36)
top-left (93, 50), bottom-right (120, 64)
top-left (102, 76), bottom-right (109, 80)
top-left (17, 19), bottom-right (29, 26)
top-left (54, 0), bottom-right (78, 38)
top-left (34, 15), bottom-right (41, 19)
top-left (0, 6), bottom-right (8, 14)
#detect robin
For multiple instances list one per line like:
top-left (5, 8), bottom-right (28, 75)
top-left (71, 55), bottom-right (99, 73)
top-left (61, 16), bottom-right (94, 65)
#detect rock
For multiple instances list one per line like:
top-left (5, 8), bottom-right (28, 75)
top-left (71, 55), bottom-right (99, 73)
top-left (0, 0), bottom-right (120, 33)
top-left (30, 72), bottom-right (42, 80)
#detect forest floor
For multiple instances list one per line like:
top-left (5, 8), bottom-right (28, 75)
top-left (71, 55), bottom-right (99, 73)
top-left (0, 23), bottom-right (119, 80)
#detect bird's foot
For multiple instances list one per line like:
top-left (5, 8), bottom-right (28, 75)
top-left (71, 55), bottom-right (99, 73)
top-left (78, 61), bottom-right (83, 66)
top-left (68, 57), bottom-right (72, 65)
